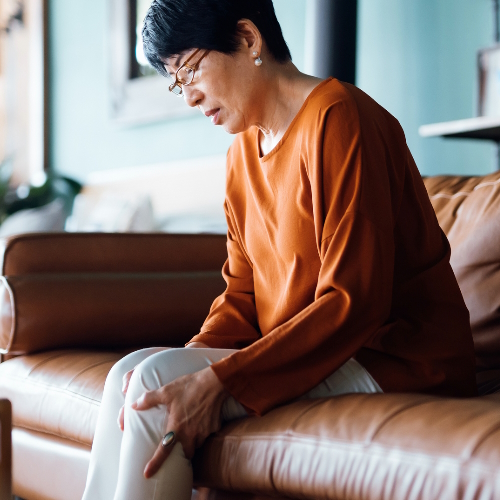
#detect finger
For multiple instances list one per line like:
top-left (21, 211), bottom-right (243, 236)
top-left (144, 439), bottom-right (174, 478)
top-left (131, 389), bottom-right (164, 411)
top-left (117, 405), bottom-right (125, 431)
top-left (122, 369), bottom-right (134, 394)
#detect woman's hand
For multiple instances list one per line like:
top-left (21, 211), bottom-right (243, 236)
top-left (185, 342), bottom-right (210, 348)
top-left (131, 366), bottom-right (228, 478)
top-left (118, 345), bottom-right (207, 430)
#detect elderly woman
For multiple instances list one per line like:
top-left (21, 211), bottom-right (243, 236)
top-left (82, 0), bottom-right (476, 499)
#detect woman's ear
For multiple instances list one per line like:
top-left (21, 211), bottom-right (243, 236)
top-left (236, 19), bottom-right (262, 56)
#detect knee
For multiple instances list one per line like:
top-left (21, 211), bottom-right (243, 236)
top-left (105, 356), bottom-right (131, 395)
top-left (125, 348), bottom-right (185, 403)
top-left (105, 349), bottom-right (151, 396)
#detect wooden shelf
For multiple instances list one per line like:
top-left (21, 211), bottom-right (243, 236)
top-left (419, 116), bottom-right (500, 141)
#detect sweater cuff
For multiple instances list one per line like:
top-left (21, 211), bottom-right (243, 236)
top-left (210, 353), bottom-right (266, 416)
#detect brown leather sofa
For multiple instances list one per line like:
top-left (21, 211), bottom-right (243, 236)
top-left (1, 172), bottom-right (500, 500)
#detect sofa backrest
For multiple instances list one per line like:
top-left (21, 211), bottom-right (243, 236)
top-left (0, 233), bottom-right (228, 355)
top-left (423, 171), bottom-right (500, 375)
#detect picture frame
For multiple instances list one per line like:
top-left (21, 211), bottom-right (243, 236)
top-left (108, 0), bottom-right (197, 126)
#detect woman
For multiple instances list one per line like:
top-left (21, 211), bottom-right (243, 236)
top-left (83, 1), bottom-right (477, 498)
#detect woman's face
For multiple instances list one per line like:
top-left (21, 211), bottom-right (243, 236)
top-left (164, 47), bottom-right (262, 135)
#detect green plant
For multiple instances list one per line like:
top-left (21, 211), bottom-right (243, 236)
top-left (0, 158), bottom-right (82, 224)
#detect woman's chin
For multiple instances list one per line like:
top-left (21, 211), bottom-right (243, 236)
top-left (222, 124), bottom-right (240, 135)
top-left (222, 120), bottom-right (247, 135)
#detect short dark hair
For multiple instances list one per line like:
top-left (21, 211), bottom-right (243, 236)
top-left (142, 0), bottom-right (292, 77)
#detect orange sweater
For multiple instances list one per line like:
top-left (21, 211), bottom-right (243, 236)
top-left (189, 78), bottom-right (477, 415)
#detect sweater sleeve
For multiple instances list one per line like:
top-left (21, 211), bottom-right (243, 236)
top-left (210, 93), bottom-right (400, 415)
top-left (187, 200), bottom-right (262, 349)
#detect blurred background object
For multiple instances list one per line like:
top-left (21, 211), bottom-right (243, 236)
top-left (418, 0), bottom-right (500, 170)
top-left (0, 0), bottom-right (83, 237)
top-left (0, 0), bottom-right (497, 238)
top-left (477, 0), bottom-right (500, 118)
top-left (304, 0), bottom-right (357, 83)
top-left (0, 169), bottom-right (81, 237)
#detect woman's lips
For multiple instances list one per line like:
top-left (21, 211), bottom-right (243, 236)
top-left (205, 108), bottom-right (221, 125)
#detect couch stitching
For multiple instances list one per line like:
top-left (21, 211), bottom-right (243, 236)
top-left (25, 351), bottom-right (72, 376)
top-left (429, 177), bottom-right (500, 200)
top-left (430, 191), bottom-right (472, 200)
top-left (210, 433), bottom-right (499, 475)
top-left (1, 373), bottom-right (102, 404)
top-left (13, 423), bottom-right (93, 447)
top-left (20, 351), bottom-right (118, 380)
top-left (367, 398), bottom-right (437, 443)
top-left (468, 420), bottom-right (500, 458)
top-left (65, 357), bottom-right (121, 388)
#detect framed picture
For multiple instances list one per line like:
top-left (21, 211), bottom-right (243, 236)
top-left (477, 44), bottom-right (500, 117)
top-left (108, 0), bottom-right (197, 125)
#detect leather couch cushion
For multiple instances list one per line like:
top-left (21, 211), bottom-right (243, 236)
top-left (12, 428), bottom-right (91, 500)
top-left (424, 172), bottom-right (500, 374)
top-left (0, 350), bottom-right (124, 445)
top-left (195, 394), bottom-right (500, 499)
top-left (2, 348), bottom-right (500, 499)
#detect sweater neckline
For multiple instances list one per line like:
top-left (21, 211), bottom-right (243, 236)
top-left (257, 77), bottom-right (333, 163)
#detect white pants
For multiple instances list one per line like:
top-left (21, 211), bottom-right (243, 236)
top-left (82, 348), bottom-right (382, 500)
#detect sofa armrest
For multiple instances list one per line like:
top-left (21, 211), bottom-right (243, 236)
top-left (0, 233), bottom-right (228, 355)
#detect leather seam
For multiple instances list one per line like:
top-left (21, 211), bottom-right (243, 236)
top-left (467, 420), bottom-right (500, 458)
top-left (26, 351), bottom-right (71, 376)
top-left (24, 351), bottom-right (119, 378)
top-left (210, 434), bottom-right (499, 472)
top-left (13, 423), bottom-right (92, 447)
top-left (65, 358), bottom-right (123, 387)
top-left (0, 373), bottom-right (102, 405)
top-left (429, 177), bottom-right (500, 200)
top-left (367, 398), bottom-right (436, 443)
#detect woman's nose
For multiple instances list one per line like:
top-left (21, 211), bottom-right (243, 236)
top-left (183, 85), bottom-right (203, 108)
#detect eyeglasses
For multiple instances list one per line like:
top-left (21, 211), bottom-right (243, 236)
top-left (166, 49), bottom-right (210, 97)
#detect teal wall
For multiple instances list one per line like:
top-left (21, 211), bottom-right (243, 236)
top-left (357, 0), bottom-right (496, 176)
top-left (50, 0), bottom-right (496, 179)
top-left (49, 0), bottom-right (307, 181)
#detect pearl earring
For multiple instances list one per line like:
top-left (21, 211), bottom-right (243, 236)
top-left (254, 56), bottom-right (263, 66)
top-left (252, 51), bottom-right (258, 57)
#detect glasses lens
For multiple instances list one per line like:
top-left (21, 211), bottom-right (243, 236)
top-left (170, 84), bottom-right (183, 97)
top-left (177, 66), bottom-right (194, 85)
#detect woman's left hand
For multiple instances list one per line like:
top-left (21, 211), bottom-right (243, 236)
top-left (131, 366), bottom-right (228, 478)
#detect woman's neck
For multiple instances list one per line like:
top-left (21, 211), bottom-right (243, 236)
top-left (255, 63), bottom-right (323, 156)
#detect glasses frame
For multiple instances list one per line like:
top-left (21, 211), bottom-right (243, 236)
top-left (168, 49), bottom-right (210, 96)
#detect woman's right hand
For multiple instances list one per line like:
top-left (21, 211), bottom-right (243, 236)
top-left (185, 342), bottom-right (209, 349)
top-left (117, 343), bottom-right (209, 431)
top-left (118, 368), bottom-right (136, 431)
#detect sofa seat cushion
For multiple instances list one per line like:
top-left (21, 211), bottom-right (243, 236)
top-left (0, 350), bottom-right (124, 445)
top-left (195, 393), bottom-right (500, 500)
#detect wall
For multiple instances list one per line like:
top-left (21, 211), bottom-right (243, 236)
top-left (357, 0), bottom-right (496, 176)
top-left (49, 0), bottom-right (307, 181)
top-left (50, 0), bottom-right (496, 180)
